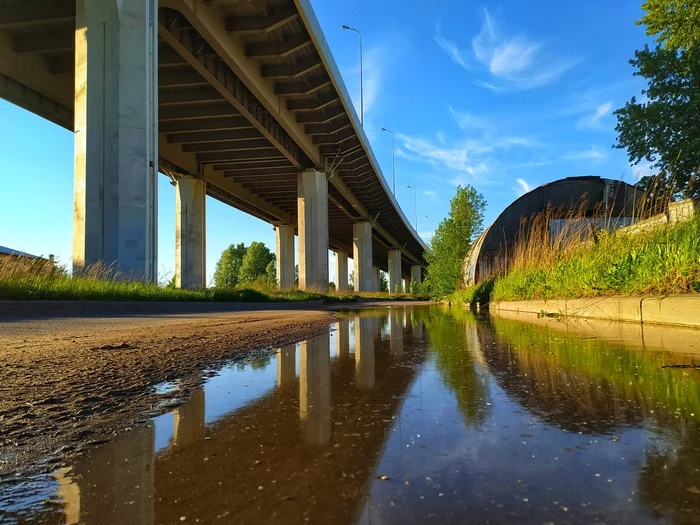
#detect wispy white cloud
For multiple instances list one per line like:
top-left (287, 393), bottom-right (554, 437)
top-left (419, 231), bottom-right (435, 241)
top-left (577, 101), bottom-right (612, 129)
top-left (515, 177), bottom-right (532, 196)
top-left (434, 34), bottom-right (469, 69)
top-left (632, 161), bottom-right (654, 180)
top-left (564, 145), bottom-right (607, 162)
top-left (424, 190), bottom-right (437, 200)
top-left (435, 8), bottom-right (576, 91)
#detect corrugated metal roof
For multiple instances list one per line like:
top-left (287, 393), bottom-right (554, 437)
top-left (0, 245), bottom-right (41, 259)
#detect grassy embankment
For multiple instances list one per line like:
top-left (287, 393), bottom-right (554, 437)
top-left (0, 259), bottom-right (419, 303)
top-left (450, 207), bottom-right (700, 306)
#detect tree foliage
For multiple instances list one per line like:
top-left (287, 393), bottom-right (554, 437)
top-left (424, 185), bottom-right (486, 298)
top-left (613, 45), bottom-right (700, 198)
top-left (638, 0), bottom-right (700, 51)
top-left (213, 243), bottom-right (246, 288)
top-left (239, 241), bottom-right (275, 285)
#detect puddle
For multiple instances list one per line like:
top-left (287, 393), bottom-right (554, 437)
top-left (3, 307), bottom-right (700, 524)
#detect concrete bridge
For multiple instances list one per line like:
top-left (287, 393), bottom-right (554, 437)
top-left (0, 0), bottom-right (426, 291)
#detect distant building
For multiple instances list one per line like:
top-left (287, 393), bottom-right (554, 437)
top-left (0, 245), bottom-right (45, 260)
top-left (464, 176), bottom-right (644, 287)
top-left (0, 245), bottom-right (56, 273)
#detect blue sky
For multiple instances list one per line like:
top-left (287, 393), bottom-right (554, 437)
top-left (0, 0), bottom-right (653, 284)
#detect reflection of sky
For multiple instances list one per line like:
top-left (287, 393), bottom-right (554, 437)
top-left (359, 356), bottom-right (676, 525)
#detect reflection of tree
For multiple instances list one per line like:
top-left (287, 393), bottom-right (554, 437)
top-left (638, 434), bottom-right (700, 524)
top-left (424, 308), bottom-right (491, 426)
top-left (489, 315), bottom-right (700, 523)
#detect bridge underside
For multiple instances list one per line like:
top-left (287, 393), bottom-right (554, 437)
top-left (0, 0), bottom-right (425, 289)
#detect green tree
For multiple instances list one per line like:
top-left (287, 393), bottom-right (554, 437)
top-left (638, 0), bottom-right (700, 51)
top-left (379, 271), bottom-right (388, 292)
top-left (613, 45), bottom-right (700, 198)
top-left (265, 255), bottom-right (276, 285)
top-left (238, 241), bottom-right (275, 285)
top-left (424, 185), bottom-right (486, 298)
top-left (213, 243), bottom-right (246, 288)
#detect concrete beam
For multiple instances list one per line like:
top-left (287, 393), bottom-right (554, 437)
top-left (275, 224), bottom-right (295, 289)
top-left (73, 0), bottom-right (158, 281)
top-left (245, 36), bottom-right (312, 58)
top-left (226, 8), bottom-right (299, 34)
top-left (297, 169), bottom-right (328, 291)
top-left (262, 59), bottom-right (323, 80)
top-left (158, 9), bottom-right (308, 168)
top-left (275, 76), bottom-right (332, 96)
top-left (352, 222), bottom-right (373, 292)
top-left (161, 0), bottom-right (321, 166)
top-left (176, 177), bottom-right (206, 289)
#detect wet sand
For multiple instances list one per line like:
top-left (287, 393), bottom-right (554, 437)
top-left (0, 309), bottom-right (334, 477)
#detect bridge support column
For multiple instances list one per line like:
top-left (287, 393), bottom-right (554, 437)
top-left (334, 251), bottom-right (348, 291)
top-left (73, 0), bottom-right (158, 281)
top-left (352, 222), bottom-right (373, 292)
top-left (175, 177), bottom-right (206, 289)
top-left (390, 310), bottom-right (404, 357)
top-left (388, 249), bottom-right (402, 293)
top-left (277, 345), bottom-right (297, 389)
top-left (275, 225), bottom-right (295, 289)
top-left (372, 266), bottom-right (381, 292)
top-left (298, 169), bottom-right (328, 291)
top-left (173, 387), bottom-right (205, 447)
top-left (335, 320), bottom-right (350, 357)
top-left (411, 265), bottom-right (422, 286)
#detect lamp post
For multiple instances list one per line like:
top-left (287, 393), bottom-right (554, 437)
top-left (381, 127), bottom-right (395, 195)
top-left (407, 185), bottom-right (418, 232)
top-left (341, 24), bottom-right (363, 126)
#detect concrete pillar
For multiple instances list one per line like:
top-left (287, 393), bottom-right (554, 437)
top-left (335, 320), bottom-right (350, 357)
top-left (352, 222), bottom-right (373, 292)
top-left (411, 265), bottom-right (422, 285)
top-left (175, 177), bottom-right (206, 289)
top-left (372, 266), bottom-right (381, 292)
top-left (73, 0), bottom-right (158, 282)
top-left (173, 387), bottom-right (205, 447)
top-left (275, 224), bottom-right (295, 289)
top-left (277, 345), bottom-right (297, 388)
top-left (334, 251), bottom-right (348, 292)
top-left (403, 278), bottom-right (409, 293)
top-left (297, 169), bottom-right (328, 291)
top-left (388, 249), bottom-right (402, 293)
top-left (390, 310), bottom-right (404, 357)
top-left (355, 316), bottom-right (375, 390)
top-left (299, 335), bottom-right (331, 445)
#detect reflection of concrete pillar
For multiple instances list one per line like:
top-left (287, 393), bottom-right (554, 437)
top-left (299, 335), bottom-right (331, 445)
top-left (390, 311), bottom-right (404, 357)
top-left (73, 0), bottom-right (158, 281)
top-left (275, 225), bottom-right (295, 289)
top-left (175, 177), bottom-right (206, 289)
top-left (173, 388), bottom-right (205, 447)
top-left (66, 423), bottom-right (155, 524)
top-left (277, 345), bottom-right (297, 388)
top-left (411, 313), bottom-right (424, 340)
top-left (372, 266), bottom-right (381, 292)
top-left (54, 467), bottom-right (81, 525)
top-left (353, 222), bottom-right (373, 292)
top-left (298, 169), bottom-right (329, 291)
top-left (335, 320), bottom-right (350, 357)
top-left (334, 251), bottom-right (348, 291)
top-left (355, 317), bottom-right (375, 389)
top-left (388, 249), bottom-right (402, 292)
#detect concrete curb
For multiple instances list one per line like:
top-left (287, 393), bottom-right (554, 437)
top-left (0, 300), bottom-right (327, 319)
top-left (491, 295), bottom-right (700, 329)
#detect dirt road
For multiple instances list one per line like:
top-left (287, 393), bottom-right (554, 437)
top-left (0, 309), bottom-right (334, 476)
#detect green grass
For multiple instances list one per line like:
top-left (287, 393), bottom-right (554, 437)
top-left (447, 279), bottom-right (495, 307)
top-left (486, 210), bottom-right (700, 302)
top-left (0, 272), bottom-right (421, 304)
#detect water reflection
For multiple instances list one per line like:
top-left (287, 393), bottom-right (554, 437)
top-left (5, 307), bottom-right (700, 524)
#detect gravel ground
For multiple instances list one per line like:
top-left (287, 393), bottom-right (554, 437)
top-left (0, 309), bottom-right (334, 477)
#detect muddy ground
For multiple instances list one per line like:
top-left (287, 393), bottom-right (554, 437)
top-left (0, 309), bottom-right (334, 478)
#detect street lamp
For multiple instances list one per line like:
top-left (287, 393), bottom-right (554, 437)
top-left (341, 24), bottom-right (363, 126)
top-left (381, 127), bottom-right (395, 195)
top-left (407, 185), bottom-right (418, 231)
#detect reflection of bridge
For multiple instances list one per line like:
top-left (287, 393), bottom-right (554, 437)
top-left (0, 0), bottom-right (425, 290)
top-left (47, 312), bottom-right (425, 524)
